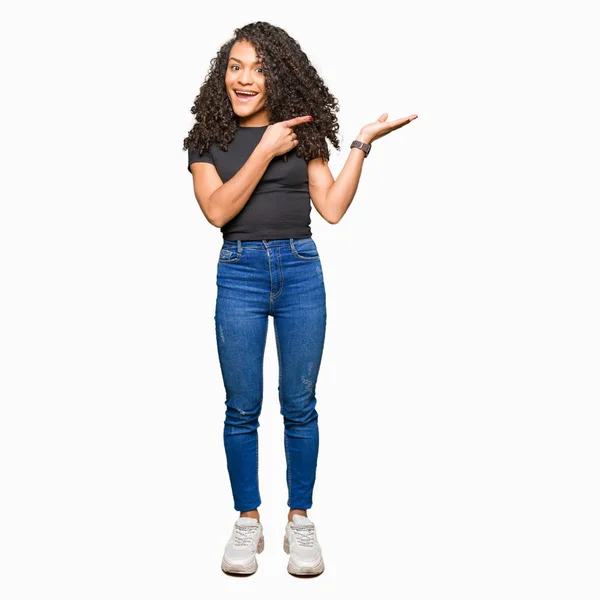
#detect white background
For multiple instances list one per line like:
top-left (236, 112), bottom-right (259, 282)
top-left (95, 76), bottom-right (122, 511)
top-left (1, 0), bottom-right (599, 598)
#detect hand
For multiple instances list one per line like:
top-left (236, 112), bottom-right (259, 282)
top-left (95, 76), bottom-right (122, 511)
top-left (357, 113), bottom-right (418, 145)
top-left (258, 115), bottom-right (313, 159)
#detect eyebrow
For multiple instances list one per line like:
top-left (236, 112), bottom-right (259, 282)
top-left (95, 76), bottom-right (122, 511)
top-left (229, 57), bottom-right (262, 65)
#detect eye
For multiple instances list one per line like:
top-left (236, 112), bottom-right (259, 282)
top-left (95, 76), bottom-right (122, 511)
top-left (229, 65), bottom-right (264, 73)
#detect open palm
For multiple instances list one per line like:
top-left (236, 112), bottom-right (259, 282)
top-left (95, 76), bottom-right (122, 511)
top-left (360, 113), bottom-right (418, 144)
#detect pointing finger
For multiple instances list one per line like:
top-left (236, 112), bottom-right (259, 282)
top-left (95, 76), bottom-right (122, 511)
top-left (284, 115), bottom-right (313, 128)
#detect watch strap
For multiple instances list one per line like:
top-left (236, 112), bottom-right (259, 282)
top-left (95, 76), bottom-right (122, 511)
top-left (350, 140), bottom-right (371, 157)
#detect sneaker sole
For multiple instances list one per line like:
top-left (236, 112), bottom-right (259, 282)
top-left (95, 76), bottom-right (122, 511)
top-left (221, 537), bottom-right (264, 576)
top-left (283, 536), bottom-right (325, 576)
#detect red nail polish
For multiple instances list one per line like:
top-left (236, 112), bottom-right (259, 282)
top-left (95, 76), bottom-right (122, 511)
top-left (308, 116), bottom-right (313, 121)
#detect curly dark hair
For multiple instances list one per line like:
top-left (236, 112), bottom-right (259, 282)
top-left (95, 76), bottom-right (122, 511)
top-left (182, 21), bottom-right (340, 163)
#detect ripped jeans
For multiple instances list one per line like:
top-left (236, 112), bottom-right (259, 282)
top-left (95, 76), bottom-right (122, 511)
top-left (214, 238), bottom-right (327, 512)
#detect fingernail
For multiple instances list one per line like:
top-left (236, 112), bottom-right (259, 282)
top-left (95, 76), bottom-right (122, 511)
top-left (308, 116), bottom-right (313, 121)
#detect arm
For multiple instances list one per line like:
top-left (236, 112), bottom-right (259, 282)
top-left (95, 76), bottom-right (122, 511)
top-left (190, 115), bottom-right (313, 228)
top-left (308, 132), bottom-right (370, 225)
top-left (190, 144), bottom-right (273, 229)
top-left (308, 113), bottom-right (418, 224)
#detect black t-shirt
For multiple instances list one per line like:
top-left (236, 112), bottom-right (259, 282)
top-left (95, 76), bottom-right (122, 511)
top-left (188, 125), bottom-right (312, 241)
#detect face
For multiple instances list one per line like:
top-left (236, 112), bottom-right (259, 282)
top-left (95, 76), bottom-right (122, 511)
top-left (225, 40), bottom-right (269, 127)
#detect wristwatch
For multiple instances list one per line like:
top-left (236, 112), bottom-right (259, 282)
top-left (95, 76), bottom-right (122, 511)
top-left (350, 140), bottom-right (371, 157)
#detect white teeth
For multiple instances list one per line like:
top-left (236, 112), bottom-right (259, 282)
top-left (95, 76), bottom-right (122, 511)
top-left (236, 91), bottom-right (257, 96)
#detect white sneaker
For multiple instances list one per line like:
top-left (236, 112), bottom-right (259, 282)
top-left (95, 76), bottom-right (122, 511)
top-left (283, 514), bottom-right (325, 576)
top-left (221, 517), bottom-right (264, 575)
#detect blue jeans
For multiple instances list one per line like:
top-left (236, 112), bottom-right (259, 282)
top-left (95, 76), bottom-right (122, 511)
top-left (214, 237), bottom-right (327, 512)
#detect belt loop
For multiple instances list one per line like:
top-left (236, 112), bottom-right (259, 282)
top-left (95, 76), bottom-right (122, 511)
top-left (237, 240), bottom-right (242, 254)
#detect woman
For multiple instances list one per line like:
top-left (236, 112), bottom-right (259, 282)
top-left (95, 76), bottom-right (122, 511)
top-left (183, 21), bottom-right (417, 577)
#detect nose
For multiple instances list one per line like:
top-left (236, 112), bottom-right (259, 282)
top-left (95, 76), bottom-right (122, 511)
top-left (237, 68), bottom-right (255, 85)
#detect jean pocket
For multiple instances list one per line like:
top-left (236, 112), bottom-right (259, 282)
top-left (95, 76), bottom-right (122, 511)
top-left (291, 238), bottom-right (320, 261)
top-left (219, 243), bottom-right (242, 263)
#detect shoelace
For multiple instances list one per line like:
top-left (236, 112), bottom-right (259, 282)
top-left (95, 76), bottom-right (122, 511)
top-left (291, 523), bottom-right (316, 547)
top-left (233, 524), bottom-right (259, 547)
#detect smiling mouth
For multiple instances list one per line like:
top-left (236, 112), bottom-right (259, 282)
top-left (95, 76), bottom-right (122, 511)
top-left (234, 90), bottom-right (258, 102)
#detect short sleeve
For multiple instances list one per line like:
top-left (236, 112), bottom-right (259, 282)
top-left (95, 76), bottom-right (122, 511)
top-left (188, 145), bottom-right (214, 173)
